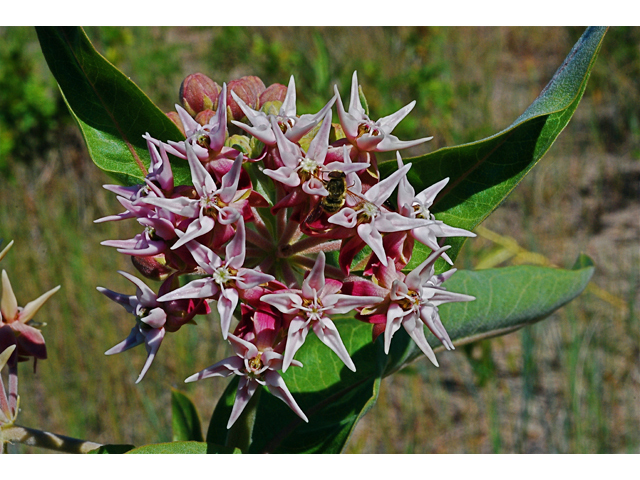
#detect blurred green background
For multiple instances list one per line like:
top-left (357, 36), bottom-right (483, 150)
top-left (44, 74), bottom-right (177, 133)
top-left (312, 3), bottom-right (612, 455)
top-left (0, 26), bottom-right (638, 453)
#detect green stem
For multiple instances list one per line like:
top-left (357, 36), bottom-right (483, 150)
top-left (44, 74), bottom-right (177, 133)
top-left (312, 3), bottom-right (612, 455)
top-left (1, 424), bottom-right (102, 453)
top-left (225, 387), bottom-right (262, 453)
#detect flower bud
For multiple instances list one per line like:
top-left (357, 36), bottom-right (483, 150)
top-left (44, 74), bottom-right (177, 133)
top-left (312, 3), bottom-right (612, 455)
top-left (227, 76), bottom-right (266, 121)
top-left (180, 73), bottom-right (222, 117)
top-left (165, 111), bottom-right (186, 136)
top-left (259, 83), bottom-right (287, 109)
top-left (195, 109), bottom-right (216, 126)
top-left (131, 254), bottom-right (173, 282)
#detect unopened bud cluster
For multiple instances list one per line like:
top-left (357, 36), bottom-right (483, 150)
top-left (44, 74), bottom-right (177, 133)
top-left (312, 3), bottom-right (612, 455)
top-left (96, 71), bottom-right (476, 427)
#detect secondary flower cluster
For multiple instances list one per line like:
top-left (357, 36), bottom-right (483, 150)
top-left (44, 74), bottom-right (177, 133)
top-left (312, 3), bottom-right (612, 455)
top-left (96, 72), bottom-right (476, 428)
top-left (1, 239), bottom-right (60, 444)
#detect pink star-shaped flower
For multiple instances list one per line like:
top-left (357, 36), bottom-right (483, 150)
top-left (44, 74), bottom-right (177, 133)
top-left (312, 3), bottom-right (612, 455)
top-left (185, 308), bottom-right (307, 429)
top-left (335, 71), bottom-right (432, 153)
top-left (261, 251), bottom-right (383, 372)
top-left (157, 218), bottom-right (274, 339)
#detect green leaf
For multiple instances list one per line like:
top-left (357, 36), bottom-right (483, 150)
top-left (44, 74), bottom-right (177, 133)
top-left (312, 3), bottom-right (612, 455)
top-left (207, 257), bottom-right (592, 453)
top-left (171, 388), bottom-right (204, 442)
top-left (379, 27), bottom-right (607, 268)
top-left (88, 444), bottom-right (136, 454)
top-left (386, 255), bottom-right (595, 373)
top-left (126, 441), bottom-right (241, 454)
top-left (35, 27), bottom-right (189, 186)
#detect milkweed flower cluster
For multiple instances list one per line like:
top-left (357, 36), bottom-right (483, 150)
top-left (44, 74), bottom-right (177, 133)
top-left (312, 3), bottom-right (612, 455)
top-left (1, 239), bottom-right (60, 450)
top-left (96, 71), bottom-right (476, 428)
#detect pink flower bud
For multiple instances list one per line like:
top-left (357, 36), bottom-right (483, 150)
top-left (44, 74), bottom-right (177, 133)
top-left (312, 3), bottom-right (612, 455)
top-left (195, 108), bottom-right (216, 126)
top-left (131, 255), bottom-right (173, 282)
top-left (165, 111), bottom-right (186, 136)
top-left (180, 73), bottom-right (222, 116)
top-left (258, 83), bottom-right (287, 108)
top-left (227, 76), bottom-right (266, 121)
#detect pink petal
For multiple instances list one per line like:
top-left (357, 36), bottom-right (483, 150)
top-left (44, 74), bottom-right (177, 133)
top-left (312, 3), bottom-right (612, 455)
top-left (415, 177), bottom-right (449, 208)
top-left (328, 208), bottom-right (358, 229)
top-left (1, 270), bottom-right (18, 321)
top-left (260, 292), bottom-right (303, 314)
top-left (105, 326), bottom-right (143, 355)
top-left (376, 100), bottom-right (416, 133)
top-left (271, 116), bottom-right (303, 168)
top-left (227, 333), bottom-right (259, 360)
top-left (225, 217), bottom-right (246, 269)
top-left (402, 312), bottom-right (438, 367)
top-left (365, 163), bottom-right (411, 206)
top-left (384, 303), bottom-right (406, 354)
top-left (218, 287), bottom-right (239, 339)
top-left (263, 166), bottom-right (301, 188)
top-left (375, 133), bottom-right (433, 152)
top-left (230, 119), bottom-right (276, 146)
top-left (227, 376), bottom-right (259, 428)
top-left (236, 269), bottom-right (275, 290)
top-left (264, 370), bottom-right (308, 423)
top-left (347, 71), bottom-right (366, 117)
top-left (157, 278), bottom-right (218, 302)
top-left (143, 195), bottom-right (198, 218)
top-left (184, 355), bottom-right (244, 383)
top-left (282, 316), bottom-right (310, 372)
top-left (396, 152), bottom-right (415, 210)
top-left (302, 251), bottom-right (325, 298)
top-left (302, 177), bottom-right (329, 196)
top-left (136, 326), bottom-right (165, 383)
top-left (185, 240), bottom-right (222, 274)
top-left (355, 134), bottom-right (384, 151)
top-left (357, 221), bottom-right (387, 266)
top-left (305, 109), bottom-right (332, 163)
top-left (323, 294), bottom-right (383, 314)
top-left (217, 206), bottom-right (242, 225)
top-left (118, 271), bottom-right (157, 306)
top-left (18, 284), bottom-right (61, 323)
top-left (280, 75), bottom-right (297, 116)
top-left (186, 143), bottom-right (217, 198)
top-left (171, 215), bottom-right (216, 250)
top-left (419, 305), bottom-right (454, 351)
top-left (140, 307), bottom-right (166, 329)
top-left (375, 212), bottom-right (431, 234)
top-left (219, 152), bottom-right (243, 204)
top-left (286, 94), bottom-right (336, 143)
top-left (175, 104), bottom-right (201, 136)
top-left (334, 85), bottom-right (359, 139)
top-left (313, 317), bottom-right (356, 372)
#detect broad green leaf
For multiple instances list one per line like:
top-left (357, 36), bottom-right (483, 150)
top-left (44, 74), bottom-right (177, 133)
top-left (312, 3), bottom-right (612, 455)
top-left (208, 256), bottom-right (593, 453)
top-left (88, 444), bottom-right (135, 454)
top-left (171, 388), bottom-right (204, 442)
top-left (36, 27), bottom-right (189, 186)
top-left (378, 27), bottom-right (607, 268)
top-left (385, 254), bottom-right (596, 375)
top-left (126, 441), bottom-right (241, 454)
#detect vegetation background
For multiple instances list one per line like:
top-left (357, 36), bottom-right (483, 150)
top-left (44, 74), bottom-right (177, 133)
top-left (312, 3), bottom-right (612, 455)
top-left (0, 26), bottom-right (638, 453)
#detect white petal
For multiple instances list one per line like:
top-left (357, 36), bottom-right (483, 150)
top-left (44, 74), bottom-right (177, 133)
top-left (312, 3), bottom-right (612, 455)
top-left (227, 377), bottom-right (259, 429)
top-left (264, 370), bottom-right (308, 423)
top-left (282, 316), bottom-right (310, 372)
top-left (313, 317), bottom-right (356, 372)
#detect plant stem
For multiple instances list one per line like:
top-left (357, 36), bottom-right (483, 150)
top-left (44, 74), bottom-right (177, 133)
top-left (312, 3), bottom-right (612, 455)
top-left (245, 228), bottom-right (274, 252)
top-left (1, 424), bottom-right (102, 454)
top-left (278, 218), bottom-right (301, 248)
top-left (287, 236), bottom-right (340, 257)
top-left (292, 255), bottom-right (344, 279)
top-left (250, 207), bottom-right (272, 239)
top-left (281, 261), bottom-right (299, 288)
top-left (8, 364), bottom-right (17, 416)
